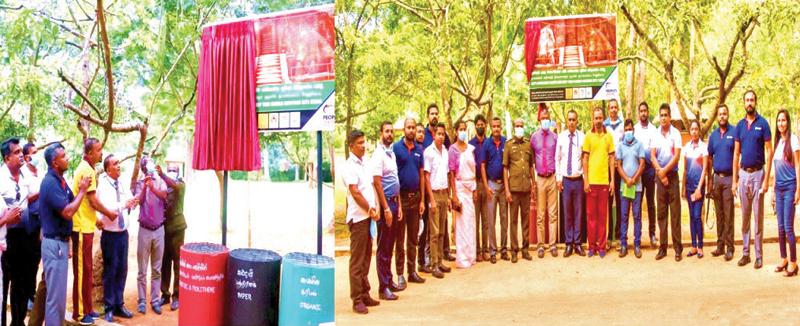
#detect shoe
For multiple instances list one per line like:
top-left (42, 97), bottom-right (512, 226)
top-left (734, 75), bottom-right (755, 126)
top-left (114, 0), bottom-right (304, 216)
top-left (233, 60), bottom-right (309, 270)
top-left (444, 253), bottom-right (456, 262)
top-left (537, 248), bottom-right (545, 259)
top-left (711, 248), bottom-right (724, 257)
top-left (511, 254), bottom-right (518, 263)
top-left (363, 295), bottom-right (381, 307)
top-left (724, 251), bottom-right (734, 261)
top-left (775, 262), bottom-right (789, 273)
top-left (379, 288), bottom-right (398, 301)
top-left (675, 253), bottom-right (682, 262)
top-left (152, 303), bottom-right (162, 315)
top-left (523, 251), bottom-right (533, 261)
top-left (550, 247), bottom-right (558, 257)
top-left (564, 245), bottom-right (573, 258)
top-left (137, 302), bottom-right (146, 314)
top-left (655, 249), bottom-right (666, 260)
top-left (490, 255), bottom-right (497, 264)
top-left (353, 301), bottom-right (368, 314)
top-left (587, 249), bottom-right (594, 258)
top-left (738, 255), bottom-right (751, 266)
top-left (77, 316), bottom-right (94, 325)
top-left (650, 235), bottom-right (658, 249)
top-left (754, 258), bottom-right (763, 269)
top-left (396, 276), bottom-right (408, 290)
top-left (419, 265), bottom-right (433, 274)
top-left (114, 307), bottom-right (134, 319)
top-left (599, 250), bottom-right (606, 258)
top-left (103, 311), bottom-right (113, 323)
top-left (171, 299), bottom-right (179, 311)
top-left (437, 264), bottom-right (451, 273)
top-left (431, 268), bottom-right (444, 279)
top-left (87, 311), bottom-right (100, 319)
top-left (483, 253), bottom-right (491, 261)
top-left (389, 281), bottom-right (405, 292)
top-left (697, 251), bottom-right (704, 259)
top-left (619, 247), bottom-right (627, 258)
top-left (476, 254), bottom-right (483, 262)
top-left (634, 246), bottom-right (642, 258)
top-left (785, 264), bottom-right (798, 277)
top-left (408, 272), bottom-right (426, 283)
top-left (575, 245), bottom-right (586, 257)
top-left (501, 252), bottom-right (510, 261)
top-left (160, 297), bottom-right (171, 306)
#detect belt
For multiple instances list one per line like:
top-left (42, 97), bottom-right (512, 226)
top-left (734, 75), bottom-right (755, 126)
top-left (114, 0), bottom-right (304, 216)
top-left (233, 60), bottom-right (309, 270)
top-left (140, 223), bottom-right (164, 232)
top-left (743, 166), bottom-right (763, 173)
top-left (564, 176), bottom-right (582, 181)
top-left (44, 234), bottom-right (69, 242)
top-left (537, 172), bottom-right (554, 178)
top-left (400, 191), bottom-right (419, 199)
top-left (432, 189), bottom-right (448, 194)
top-left (714, 172), bottom-right (731, 177)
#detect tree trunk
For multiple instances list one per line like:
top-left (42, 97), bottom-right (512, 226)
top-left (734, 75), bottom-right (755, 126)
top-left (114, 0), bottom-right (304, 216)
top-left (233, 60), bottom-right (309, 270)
top-left (626, 24), bottom-right (636, 119)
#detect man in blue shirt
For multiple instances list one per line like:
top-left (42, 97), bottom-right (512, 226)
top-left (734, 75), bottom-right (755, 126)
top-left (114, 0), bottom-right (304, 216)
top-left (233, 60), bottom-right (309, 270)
top-left (616, 120), bottom-right (646, 258)
top-left (732, 90), bottom-right (772, 269)
top-left (39, 143), bottom-right (91, 326)
top-left (392, 118), bottom-right (426, 287)
top-left (468, 114), bottom-right (489, 262)
top-left (421, 103), bottom-right (454, 262)
top-left (481, 117), bottom-right (506, 263)
top-left (706, 104), bottom-right (736, 261)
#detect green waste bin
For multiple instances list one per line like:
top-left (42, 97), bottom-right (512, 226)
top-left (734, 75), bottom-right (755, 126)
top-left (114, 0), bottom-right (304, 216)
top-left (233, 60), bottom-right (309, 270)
top-left (278, 252), bottom-right (334, 325)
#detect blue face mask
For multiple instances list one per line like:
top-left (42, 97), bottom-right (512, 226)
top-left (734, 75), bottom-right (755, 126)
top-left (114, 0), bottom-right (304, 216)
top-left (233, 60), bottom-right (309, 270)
top-left (458, 131), bottom-right (468, 142)
top-left (624, 131), bottom-right (634, 143)
top-left (541, 119), bottom-right (551, 131)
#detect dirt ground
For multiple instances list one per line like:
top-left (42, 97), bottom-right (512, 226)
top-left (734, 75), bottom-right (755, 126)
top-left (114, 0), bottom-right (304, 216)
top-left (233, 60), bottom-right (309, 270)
top-left (335, 242), bottom-right (800, 325)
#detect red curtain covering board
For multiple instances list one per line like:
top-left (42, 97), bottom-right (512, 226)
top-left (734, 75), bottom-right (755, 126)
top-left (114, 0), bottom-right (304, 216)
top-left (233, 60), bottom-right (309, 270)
top-left (193, 20), bottom-right (262, 171)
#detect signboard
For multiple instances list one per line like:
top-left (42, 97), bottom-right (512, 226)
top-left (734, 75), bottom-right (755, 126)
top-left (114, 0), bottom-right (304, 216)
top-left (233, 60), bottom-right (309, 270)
top-left (524, 14), bottom-right (618, 102)
top-left (255, 5), bottom-right (335, 131)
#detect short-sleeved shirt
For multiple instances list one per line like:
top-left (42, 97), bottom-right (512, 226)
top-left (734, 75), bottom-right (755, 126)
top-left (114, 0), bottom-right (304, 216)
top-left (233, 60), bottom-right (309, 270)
top-left (651, 125), bottom-right (683, 173)
top-left (393, 139), bottom-right (424, 193)
top-left (423, 125), bottom-right (451, 149)
top-left (370, 142), bottom-right (400, 198)
top-left (503, 138), bottom-right (533, 192)
top-left (72, 160), bottom-right (97, 233)
top-left (707, 125), bottom-right (736, 175)
top-left (683, 140), bottom-right (708, 190)
top-left (735, 114), bottom-right (771, 169)
top-left (468, 136), bottom-right (487, 180)
top-left (483, 136), bottom-right (506, 182)
top-left (616, 138), bottom-right (646, 190)
top-left (423, 144), bottom-right (449, 191)
top-left (530, 129), bottom-right (557, 176)
top-left (134, 176), bottom-right (168, 229)
top-left (343, 154), bottom-right (375, 224)
top-left (40, 168), bottom-right (74, 238)
top-left (96, 174), bottom-right (134, 232)
top-left (164, 179), bottom-right (187, 234)
top-left (582, 130), bottom-right (615, 185)
top-left (0, 165), bottom-right (32, 229)
top-left (774, 135), bottom-right (800, 188)
top-left (634, 121), bottom-right (657, 167)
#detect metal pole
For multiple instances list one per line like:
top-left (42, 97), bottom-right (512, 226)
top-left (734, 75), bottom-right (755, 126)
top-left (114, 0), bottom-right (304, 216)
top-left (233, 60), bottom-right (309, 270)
top-left (317, 131), bottom-right (323, 255)
top-left (223, 170), bottom-right (229, 246)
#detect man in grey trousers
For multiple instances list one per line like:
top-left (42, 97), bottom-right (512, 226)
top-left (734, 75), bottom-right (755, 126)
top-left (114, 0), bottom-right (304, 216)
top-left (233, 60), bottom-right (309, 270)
top-left (133, 156), bottom-right (169, 315)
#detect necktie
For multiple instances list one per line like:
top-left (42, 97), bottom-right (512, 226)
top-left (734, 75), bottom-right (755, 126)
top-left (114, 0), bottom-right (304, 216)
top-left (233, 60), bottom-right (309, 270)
top-left (113, 180), bottom-right (124, 229)
top-left (567, 133), bottom-right (574, 176)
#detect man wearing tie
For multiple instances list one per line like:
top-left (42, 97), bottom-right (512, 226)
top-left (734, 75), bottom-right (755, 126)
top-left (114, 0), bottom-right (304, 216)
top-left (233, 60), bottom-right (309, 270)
top-left (556, 110), bottom-right (586, 257)
top-left (96, 155), bottom-right (138, 322)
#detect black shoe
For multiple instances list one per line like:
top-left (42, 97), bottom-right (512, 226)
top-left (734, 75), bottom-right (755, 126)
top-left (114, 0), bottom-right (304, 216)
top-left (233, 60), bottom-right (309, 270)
top-left (379, 288), bottom-right (398, 301)
top-left (113, 307), bottom-right (134, 319)
top-left (738, 255), bottom-right (751, 266)
top-left (476, 254), bottom-right (483, 263)
top-left (353, 301), bottom-right (368, 314)
top-left (724, 251), bottom-right (734, 261)
top-left (523, 251), bottom-right (533, 261)
top-left (444, 253), bottom-right (456, 262)
top-left (437, 264), bottom-right (451, 273)
top-left (103, 311), bottom-right (113, 323)
top-left (619, 247), bottom-right (628, 258)
top-left (501, 252), bottom-right (510, 261)
top-left (650, 235), bottom-right (658, 249)
top-left (754, 258), bottom-right (763, 269)
top-left (634, 246), bottom-right (642, 258)
top-left (408, 272), bottom-right (425, 283)
top-left (655, 249), bottom-right (667, 260)
top-left (511, 254), bottom-right (518, 263)
top-left (550, 247), bottom-right (558, 257)
top-left (396, 276), bottom-right (407, 290)
top-left (431, 268), bottom-right (444, 279)
top-left (419, 265), bottom-right (433, 274)
top-left (363, 295), bottom-right (380, 307)
top-left (160, 297), bottom-right (170, 306)
top-left (575, 245), bottom-right (586, 257)
top-left (711, 248), bottom-right (724, 257)
top-left (490, 255), bottom-right (497, 264)
top-left (389, 280), bottom-right (405, 292)
top-left (564, 245), bottom-right (574, 258)
top-left (537, 248), bottom-right (545, 259)
top-left (675, 253), bottom-right (682, 262)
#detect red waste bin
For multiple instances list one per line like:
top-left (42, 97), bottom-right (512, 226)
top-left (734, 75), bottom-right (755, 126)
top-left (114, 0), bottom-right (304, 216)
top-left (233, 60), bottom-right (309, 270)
top-left (179, 242), bottom-right (229, 326)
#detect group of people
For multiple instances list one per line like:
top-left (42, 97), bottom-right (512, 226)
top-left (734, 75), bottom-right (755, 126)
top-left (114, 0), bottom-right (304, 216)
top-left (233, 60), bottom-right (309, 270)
top-left (345, 90), bottom-right (800, 315)
top-left (0, 138), bottom-right (187, 326)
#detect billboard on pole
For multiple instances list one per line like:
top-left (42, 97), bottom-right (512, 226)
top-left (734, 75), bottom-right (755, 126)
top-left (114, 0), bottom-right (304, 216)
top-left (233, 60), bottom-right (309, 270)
top-left (255, 5), bottom-right (335, 131)
top-left (524, 14), bottom-right (618, 102)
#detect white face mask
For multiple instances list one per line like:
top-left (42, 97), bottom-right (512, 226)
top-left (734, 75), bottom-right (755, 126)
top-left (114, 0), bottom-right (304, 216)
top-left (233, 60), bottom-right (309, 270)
top-left (514, 127), bottom-right (525, 138)
top-left (458, 131), bottom-right (468, 142)
top-left (541, 119), bottom-right (551, 131)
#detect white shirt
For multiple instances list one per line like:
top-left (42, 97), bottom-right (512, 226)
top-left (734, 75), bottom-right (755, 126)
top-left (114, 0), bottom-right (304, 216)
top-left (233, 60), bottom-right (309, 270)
top-left (96, 174), bottom-right (134, 232)
top-left (343, 154), bottom-right (376, 224)
top-left (651, 125), bottom-right (683, 172)
top-left (0, 198), bottom-right (6, 251)
top-left (0, 165), bottom-right (31, 212)
top-left (369, 142), bottom-right (400, 197)
top-left (555, 129), bottom-right (585, 181)
top-left (424, 143), bottom-right (449, 191)
top-left (605, 117), bottom-right (625, 147)
top-left (633, 121), bottom-right (657, 157)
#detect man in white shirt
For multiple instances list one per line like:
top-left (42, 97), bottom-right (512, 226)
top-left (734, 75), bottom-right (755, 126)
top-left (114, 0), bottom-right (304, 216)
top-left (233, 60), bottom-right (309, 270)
top-left (603, 99), bottom-right (624, 249)
top-left (423, 123), bottom-right (451, 279)
top-left (96, 154), bottom-right (138, 322)
top-left (556, 110), bottom-right (586, 257)
top-left (344, 129), bottom-right (379, 315)
top-left (633, 102), bottom-right (659, 248)
top-left (651, 103), bottom-right (684, 261)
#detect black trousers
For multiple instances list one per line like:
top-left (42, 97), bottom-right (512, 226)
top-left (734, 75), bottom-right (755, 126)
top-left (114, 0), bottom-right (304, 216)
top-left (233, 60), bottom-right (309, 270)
top-left (2, 228), bottom-right (40, 326)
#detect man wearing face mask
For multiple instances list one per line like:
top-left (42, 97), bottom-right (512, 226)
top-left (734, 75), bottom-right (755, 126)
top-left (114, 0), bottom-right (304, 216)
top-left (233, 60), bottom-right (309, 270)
top-left (706, 104), bottom-right (736, 261)
top-left (468, 115), bottom-right (489, 262)
top-left (158, 164), bottom-right (186, 311)
top-left (423, 123), bottom-right (451, 278)
top-left (530, 105), bottom-right (558, 258)
top-left (503, 118), bottom-right (534, 263)
top-left (134, 155), bottom-right (169, 315)
top-left (422, 104), bottom-right (454, 263)
top-left (616, 120), bottom-right (646, 258)
top-left (603, 99), bottom-right (624, 250)
top-left (21, 143), bottom-right (42, 315)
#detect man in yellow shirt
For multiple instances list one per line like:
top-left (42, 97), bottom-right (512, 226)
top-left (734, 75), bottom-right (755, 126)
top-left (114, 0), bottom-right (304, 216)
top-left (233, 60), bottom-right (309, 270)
top-left (72, 138), bottom-right (119, 325)
top-left (581, 107), bottom-right (616, 258)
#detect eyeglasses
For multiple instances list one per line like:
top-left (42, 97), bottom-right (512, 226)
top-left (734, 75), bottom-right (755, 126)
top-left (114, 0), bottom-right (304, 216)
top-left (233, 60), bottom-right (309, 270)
top-left (660, 114), bottom-right (669, 117)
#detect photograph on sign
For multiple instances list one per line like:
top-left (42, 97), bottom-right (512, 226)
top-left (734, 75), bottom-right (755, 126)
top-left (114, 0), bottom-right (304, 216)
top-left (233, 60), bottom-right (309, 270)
top-left (524, 14), bottom-right (617, 102)
top-left (255, 5), bottom-right (335, 131)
